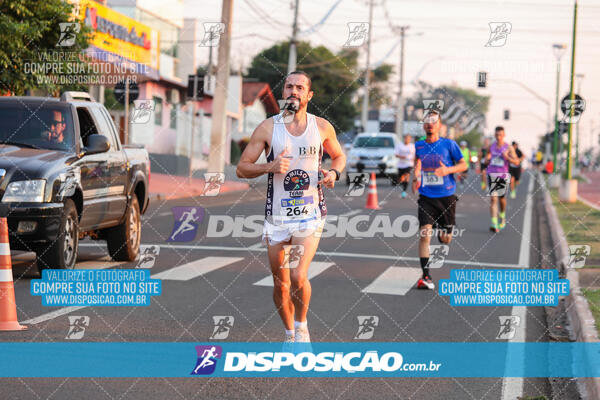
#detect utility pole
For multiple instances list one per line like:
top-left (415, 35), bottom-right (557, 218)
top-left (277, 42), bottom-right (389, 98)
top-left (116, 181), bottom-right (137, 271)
top-left (207, 0), bottom-right (233, 174)
top-left (287, 0), bottom-right (300, 74)
top-left (552, 43), bottom-right (566, 174)
top-left (360, 0), bottom-right (374, 131)
top-left (395, 26), bottom-right (409, 138)
top-left (207, 31), bottom-right (214, 89)
top-left (566, 0), bottom-right (578, 180)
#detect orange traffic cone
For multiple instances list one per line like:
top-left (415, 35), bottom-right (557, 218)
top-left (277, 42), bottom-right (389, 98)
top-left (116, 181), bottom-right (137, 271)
top-left (0, 218), bottom-right (27, 331)
top-left (365, 172), bottom-right (380, 210)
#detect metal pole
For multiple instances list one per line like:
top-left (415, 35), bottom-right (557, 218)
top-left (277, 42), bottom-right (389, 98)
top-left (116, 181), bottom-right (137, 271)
top-left (566, 0), bottom-right (578, 180)
top-left (287, 0), bottom-right (300, 74)
top-left (207, 0), bottom-right (233, 174)
top-left (395, 26), bottom-right (407, 138)
top-left (189, 75), bottom-right (198, 181)
top-left (360, 0), bottom-right (374, 131)
top-left (552, 59), bottom-right (560, 173)
top-left (576, 74), bottom-right (583, 168)
top-left (208, 31), bottom-right (214, 89)
top-left (124, 77), bottom-right (130, 145)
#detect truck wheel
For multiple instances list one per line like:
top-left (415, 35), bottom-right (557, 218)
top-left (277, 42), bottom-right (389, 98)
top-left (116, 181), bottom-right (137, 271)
top-left (107, 196), bottom-right (140, 262)
top-left (36, 199), bottom-right (79, 272)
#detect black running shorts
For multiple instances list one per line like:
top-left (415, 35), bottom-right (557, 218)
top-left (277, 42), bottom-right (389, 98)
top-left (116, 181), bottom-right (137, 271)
top-left (509, 166), bottom-right (521, 181)
top-left (417, 194), bottom-right (458, 232)
top-left (398, 167), bottom-right (412, 176)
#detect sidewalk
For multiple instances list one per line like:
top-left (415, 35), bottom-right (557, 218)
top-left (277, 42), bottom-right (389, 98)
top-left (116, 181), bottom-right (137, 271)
top-left (149, 172), bottom-right (249, 201)
top-left (579, 171), bottom-right (600, 210)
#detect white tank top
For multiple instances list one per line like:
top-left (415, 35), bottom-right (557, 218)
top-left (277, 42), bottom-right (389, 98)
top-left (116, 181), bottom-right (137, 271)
top-left (265, 112), bottom-right (327, 224)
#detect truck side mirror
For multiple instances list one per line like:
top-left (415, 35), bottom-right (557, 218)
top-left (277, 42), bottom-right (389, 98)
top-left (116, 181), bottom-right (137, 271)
top-left (84, 134), bottom-right (110, 155)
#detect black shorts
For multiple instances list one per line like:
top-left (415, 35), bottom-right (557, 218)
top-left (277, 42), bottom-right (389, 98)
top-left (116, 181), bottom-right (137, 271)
top-left (509, 166), bottom-right (521, 181)
top-left (418, 194), bottom-right (457, 232)
top-left (480, 161), bottom-right (488, 171)
top-left (398, 167), bottom-right (412, 176)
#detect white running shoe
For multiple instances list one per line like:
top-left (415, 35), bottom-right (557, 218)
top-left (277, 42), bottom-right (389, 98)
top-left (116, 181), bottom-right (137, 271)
top-left (295, 326), bottom-right (311, 343)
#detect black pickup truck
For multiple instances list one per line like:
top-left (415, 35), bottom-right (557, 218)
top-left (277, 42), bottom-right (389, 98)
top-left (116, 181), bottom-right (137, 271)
top-left (0, 92), bottom-right (149, 272)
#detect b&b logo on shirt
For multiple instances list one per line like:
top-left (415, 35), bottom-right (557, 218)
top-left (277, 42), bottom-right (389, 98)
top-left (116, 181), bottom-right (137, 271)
top-left (298, 146), bottom-right (318, 159)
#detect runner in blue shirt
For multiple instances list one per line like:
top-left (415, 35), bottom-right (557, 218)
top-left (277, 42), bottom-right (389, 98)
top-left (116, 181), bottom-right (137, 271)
top-left (412, 110), bottom-right (468, 289)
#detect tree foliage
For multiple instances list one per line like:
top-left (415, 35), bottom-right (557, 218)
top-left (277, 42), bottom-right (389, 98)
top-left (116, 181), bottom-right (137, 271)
top-left (0, 0), bottom-right (92, 95)
top-left (247, 41), bottom-right (363, 132)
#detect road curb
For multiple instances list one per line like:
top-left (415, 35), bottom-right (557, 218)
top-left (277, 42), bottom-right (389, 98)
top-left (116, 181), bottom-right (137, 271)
top-left (541, 172), bottom-right (600, 400)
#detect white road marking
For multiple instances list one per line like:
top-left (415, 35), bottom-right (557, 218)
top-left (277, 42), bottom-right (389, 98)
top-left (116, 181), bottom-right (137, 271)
top-left (361, 267), bottom-right (422, 295)
top-left (151, 256), bottom-right (243, 281)
top-left (21, 306), bottom-right (88, 325)
top-left (23, 257), bottom-right (241, 325)
top-left (126, 243), bottom-right (520, 269)
top-left (501, 172), bottom-right (533, 400)
top-left (253, 262), bottom-right (335, 287)
top-left (339, 209), bottom-right (361, 217)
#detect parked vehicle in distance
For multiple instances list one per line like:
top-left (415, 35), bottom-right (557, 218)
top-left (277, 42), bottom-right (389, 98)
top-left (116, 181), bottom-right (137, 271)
top-left (345, 132), bottom-right (399, 185)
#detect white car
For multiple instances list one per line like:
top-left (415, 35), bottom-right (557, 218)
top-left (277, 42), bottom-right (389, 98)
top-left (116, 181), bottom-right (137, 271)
top-left (345, 132), bottom-right (400, 185)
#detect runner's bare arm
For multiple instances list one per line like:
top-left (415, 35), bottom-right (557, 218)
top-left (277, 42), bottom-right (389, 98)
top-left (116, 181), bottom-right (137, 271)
top-left (236, 119), bottom-right (286, 178)
top-left (412, 157), bottom-right (422, 192)
top-left (503, 147), bottom-right (520, 165)
top-left (317, 117), bottom-right (346, 188)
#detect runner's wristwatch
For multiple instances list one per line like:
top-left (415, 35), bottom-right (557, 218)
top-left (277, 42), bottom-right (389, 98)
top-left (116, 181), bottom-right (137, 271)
top-left (329, 169), bottom-right (340, 181)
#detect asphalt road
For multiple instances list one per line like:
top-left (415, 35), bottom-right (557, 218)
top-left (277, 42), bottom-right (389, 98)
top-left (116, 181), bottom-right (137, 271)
top-left (2, 170), bottom-right (557, 399)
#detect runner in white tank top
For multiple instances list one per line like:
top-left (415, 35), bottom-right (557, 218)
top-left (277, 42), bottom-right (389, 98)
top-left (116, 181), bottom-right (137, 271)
top-left (264, 112), bottom-right (326, 228)
top-left (236, 72), bottom-right (346, 344)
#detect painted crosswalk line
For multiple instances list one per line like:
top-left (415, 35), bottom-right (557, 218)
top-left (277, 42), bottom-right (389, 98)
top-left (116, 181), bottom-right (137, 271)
top-left (253, 261), bottom-right (335, 287)
top-left (361, 266), bottom-right (422, 295)
top-left (151, 256), bottom-right (243, 281)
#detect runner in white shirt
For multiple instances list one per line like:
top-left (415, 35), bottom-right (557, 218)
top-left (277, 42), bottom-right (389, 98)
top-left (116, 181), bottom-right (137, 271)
top-left (395, 135), bottom-right (415, 198)
top-left (237, 71), bottom-right (346, 344)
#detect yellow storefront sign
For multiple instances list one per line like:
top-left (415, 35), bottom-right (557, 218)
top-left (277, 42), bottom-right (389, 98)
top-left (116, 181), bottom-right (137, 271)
top-left (77, 0), bottom-right (159, 74)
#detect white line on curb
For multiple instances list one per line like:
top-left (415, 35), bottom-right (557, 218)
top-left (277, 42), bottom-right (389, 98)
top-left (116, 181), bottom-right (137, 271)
top-left (501, 172), bottom-right (533, 400)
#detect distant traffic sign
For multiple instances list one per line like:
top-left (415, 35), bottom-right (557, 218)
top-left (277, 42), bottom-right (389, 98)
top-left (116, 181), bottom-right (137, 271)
top-left (114, 80), bottom-right (139, 105)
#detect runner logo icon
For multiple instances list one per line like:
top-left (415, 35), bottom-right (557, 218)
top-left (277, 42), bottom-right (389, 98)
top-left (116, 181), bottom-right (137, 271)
top-left (345, 173), bottom-right (369, 197)
top-left (567, 245), bottom-right (591, 269)
top-left (354, 316), bottom-right (379, 340)
top-left (427, 245), bottom-right (449, 269)
top-left (488, 173), bottom-right (510, 197)
top-left (343, 23), bottom-right (369, 47)
top-left (210, 316), bottom-right (234, 340)
top-left (66, 316), bottom-right (90, 340)
top-left (485, 22), bottom-right (512, 47)
top-left (191, 345), bottom-right (222, 375)
top-left (496, 315), bottom-right (520, 340)
top-left (168, 207), bottom-right (204, 242)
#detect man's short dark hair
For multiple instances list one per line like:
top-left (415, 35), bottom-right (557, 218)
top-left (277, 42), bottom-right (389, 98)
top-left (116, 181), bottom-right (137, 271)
top-left (495, 126), bottom-right (504, 132)
top-left (286, 71), bottom-right (312, 90)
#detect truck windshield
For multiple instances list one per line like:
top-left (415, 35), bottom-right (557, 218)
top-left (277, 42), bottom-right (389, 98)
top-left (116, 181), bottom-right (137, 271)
top-left (0, 103), bottom-right (75, 151)
top-left (354, 137), bottom-right (394, 148)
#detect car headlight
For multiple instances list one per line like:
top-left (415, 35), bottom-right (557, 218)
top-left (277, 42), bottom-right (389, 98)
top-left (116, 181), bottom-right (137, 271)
top-left (348, 154), bottom-right (359, 163)
top-left (2, 180), bottom-right (46, 202)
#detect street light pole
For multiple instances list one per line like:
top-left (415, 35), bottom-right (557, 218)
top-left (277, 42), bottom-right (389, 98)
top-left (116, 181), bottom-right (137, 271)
top-left (552, 43), bottom-right (566, 174)
top-left (576, 73), bottom-right (584, 168)
top-left (360, 0), bottom-right (374, 132)
top-left (395, 26), bottom-right (409, 138)
top-left (287, 0), bottom-right (300, 74)
top-left (566, 0), bottom-right (578, 180)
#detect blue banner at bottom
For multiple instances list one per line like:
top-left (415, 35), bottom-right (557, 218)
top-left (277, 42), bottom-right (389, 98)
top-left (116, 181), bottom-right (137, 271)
top-left (0, 342), bottom-right (598, 377)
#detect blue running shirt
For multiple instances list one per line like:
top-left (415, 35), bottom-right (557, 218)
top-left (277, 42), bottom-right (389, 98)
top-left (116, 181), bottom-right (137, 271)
top-left (415, 137), bottom-right (464, 198)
